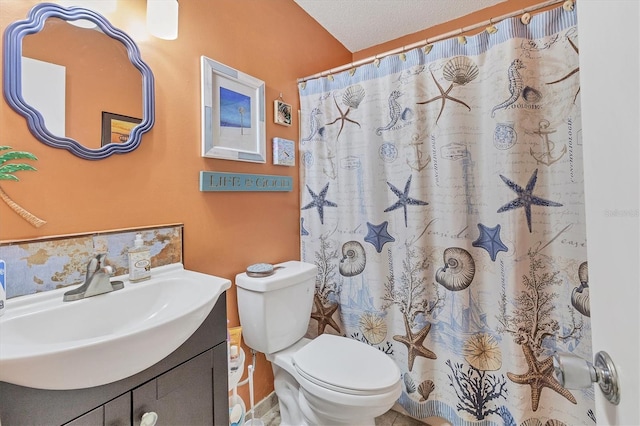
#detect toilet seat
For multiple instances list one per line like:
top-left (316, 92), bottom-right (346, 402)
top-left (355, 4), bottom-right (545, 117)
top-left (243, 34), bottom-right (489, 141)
top-left (292, 334), bottom-right (400, 396)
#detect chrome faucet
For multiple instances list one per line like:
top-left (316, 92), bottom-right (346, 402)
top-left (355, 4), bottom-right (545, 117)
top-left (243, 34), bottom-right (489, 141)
top-left (63, 253), bottom-right (124, 302)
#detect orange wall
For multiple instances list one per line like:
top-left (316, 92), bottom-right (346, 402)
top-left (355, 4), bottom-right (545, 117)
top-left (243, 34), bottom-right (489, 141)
top-left (0, 0), bottom-right (562, 408)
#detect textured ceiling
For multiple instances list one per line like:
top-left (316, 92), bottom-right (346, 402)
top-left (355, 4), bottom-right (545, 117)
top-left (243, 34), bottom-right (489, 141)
top-left (294, 0), bottom-right (507, 52)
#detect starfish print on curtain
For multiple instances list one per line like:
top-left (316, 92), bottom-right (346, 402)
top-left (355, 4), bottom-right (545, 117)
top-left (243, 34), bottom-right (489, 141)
top-left (416, 56), bottom-right (478, 125)
top-left (384, 175), bottom-right (429, 227)
top-left (497, 169), bottom-right (562, 233)
top-left (507, 343), bottom-right (577, 411)
top-left (310, 293), bottom-right (341, 335)
top-left (301, 182), bottom-right (337, 225)
top-left (325, 87), bottom-right (364, 140)
top-left (364, 221), bottom-right (396, 253)
top-left (472, 223), bottom-right (508, 261)
top-left (394, 315), bottom-right (437, 371)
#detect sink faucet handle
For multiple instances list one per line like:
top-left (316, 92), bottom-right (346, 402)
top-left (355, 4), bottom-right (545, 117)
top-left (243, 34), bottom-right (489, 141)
top-left (93, 254), bottom-right (114, 276)
top-left (96, 253), bottom-right (108, 266)
top-left (95, 254), bottom-right (114, 275)
top-left (84, 256), bottom-right (100, 281)
top-left (85, 254), bottom-right (110, 279)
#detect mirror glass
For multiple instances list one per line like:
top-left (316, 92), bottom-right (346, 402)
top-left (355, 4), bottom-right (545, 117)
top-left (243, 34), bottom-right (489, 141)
top-left (22, 17), bottom-right (143, 149)
top-left (3, 4), bottom-right (154, 160)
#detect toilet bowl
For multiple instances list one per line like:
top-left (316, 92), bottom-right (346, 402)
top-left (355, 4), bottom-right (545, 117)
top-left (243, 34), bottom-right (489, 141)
top-left (271, 334), bottom-right (401, 425)
top-left (236, 261), bottom-right (402, 426)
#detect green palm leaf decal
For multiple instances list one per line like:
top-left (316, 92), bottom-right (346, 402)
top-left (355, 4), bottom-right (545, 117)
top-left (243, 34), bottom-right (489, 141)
top-left (0, 147), bottom-right (38, 164)
top-left (0, 164), bottom-right (37, 179)
top-left (0, 146), bottom-right (45, 227)
top-left (0, 145), bottom-right (38, 180)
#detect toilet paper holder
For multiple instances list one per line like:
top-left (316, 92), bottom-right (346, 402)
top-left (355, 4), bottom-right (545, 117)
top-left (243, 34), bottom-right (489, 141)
top-left (552, 351), bottom-right (620, 405)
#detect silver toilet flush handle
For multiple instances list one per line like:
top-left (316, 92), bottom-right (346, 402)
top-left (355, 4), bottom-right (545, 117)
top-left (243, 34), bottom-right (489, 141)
top-left (553, 351), bottom-right (620, 405)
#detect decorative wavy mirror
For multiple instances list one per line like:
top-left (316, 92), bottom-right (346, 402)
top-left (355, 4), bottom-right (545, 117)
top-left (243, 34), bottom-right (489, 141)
top-left (3, 3), bottom-right (155, 160)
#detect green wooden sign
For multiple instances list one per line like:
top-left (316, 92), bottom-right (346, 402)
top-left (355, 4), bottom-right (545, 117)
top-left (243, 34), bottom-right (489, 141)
top-left (200, 171), bottom-right (293, 192)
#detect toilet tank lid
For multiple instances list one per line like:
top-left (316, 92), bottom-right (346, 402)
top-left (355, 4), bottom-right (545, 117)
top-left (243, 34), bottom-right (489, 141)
top-left (235, 260), bottom-right (317, 292)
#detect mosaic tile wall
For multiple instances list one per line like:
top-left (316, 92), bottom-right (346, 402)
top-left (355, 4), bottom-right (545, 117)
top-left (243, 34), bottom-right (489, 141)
top-left (0, 224), bottom-right (183, 299)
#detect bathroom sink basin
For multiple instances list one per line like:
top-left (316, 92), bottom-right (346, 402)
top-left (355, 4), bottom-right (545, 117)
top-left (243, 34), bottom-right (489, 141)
top-left (0, 263), bottom-right (230, 390)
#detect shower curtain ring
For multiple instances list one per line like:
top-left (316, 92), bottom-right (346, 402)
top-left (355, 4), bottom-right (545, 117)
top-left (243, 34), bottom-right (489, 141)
top-left (486, 17), bottom-right (498, 34)
top-left (457, 29), bottom-right (467, 45)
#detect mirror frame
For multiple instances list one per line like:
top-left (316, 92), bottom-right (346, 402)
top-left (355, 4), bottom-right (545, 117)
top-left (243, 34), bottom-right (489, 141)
top-left (3, 2), bottom-right (155, 160)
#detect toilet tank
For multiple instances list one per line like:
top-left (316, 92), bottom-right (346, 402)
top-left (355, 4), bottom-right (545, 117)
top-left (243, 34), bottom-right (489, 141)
top-left (236, 261), bottom-right (317, 354)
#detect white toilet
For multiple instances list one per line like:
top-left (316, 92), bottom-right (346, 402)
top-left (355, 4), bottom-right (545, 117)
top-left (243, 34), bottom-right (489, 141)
top-left (236, 260), bottom-right (402, 426)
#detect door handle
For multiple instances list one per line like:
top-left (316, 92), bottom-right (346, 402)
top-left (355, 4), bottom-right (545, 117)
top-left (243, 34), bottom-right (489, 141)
top-left (553, 351), bottom-right (620, 405)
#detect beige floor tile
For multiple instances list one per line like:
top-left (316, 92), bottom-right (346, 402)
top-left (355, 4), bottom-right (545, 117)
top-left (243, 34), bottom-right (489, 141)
top-left (375, 409), bottom-right (398, 425)
top-left (261, 403), bottom-right (429, 425)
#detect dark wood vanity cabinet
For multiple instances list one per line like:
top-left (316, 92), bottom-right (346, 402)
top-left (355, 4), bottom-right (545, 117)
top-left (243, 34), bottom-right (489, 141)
top-left (0, 295), bottom-right (229, 426)
top-left (64, 393), bottom-right (131, 426)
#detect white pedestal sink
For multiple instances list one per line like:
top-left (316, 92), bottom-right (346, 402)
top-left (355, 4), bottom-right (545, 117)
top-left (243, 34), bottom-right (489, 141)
top-left (0, 263), bottom-right (231, 390)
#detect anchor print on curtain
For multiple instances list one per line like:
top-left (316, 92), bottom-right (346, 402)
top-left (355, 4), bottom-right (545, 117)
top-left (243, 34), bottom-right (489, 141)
top-left (299, 5), bottom-right (593, 426)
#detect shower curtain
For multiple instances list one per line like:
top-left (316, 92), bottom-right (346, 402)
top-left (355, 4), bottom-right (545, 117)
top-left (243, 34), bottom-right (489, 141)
top-left (298, 5), bottom-right (593, 426)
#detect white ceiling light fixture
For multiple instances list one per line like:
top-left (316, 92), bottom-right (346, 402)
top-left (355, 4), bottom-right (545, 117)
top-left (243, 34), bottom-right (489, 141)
top-left (147, 0), bottom-right (179, 40)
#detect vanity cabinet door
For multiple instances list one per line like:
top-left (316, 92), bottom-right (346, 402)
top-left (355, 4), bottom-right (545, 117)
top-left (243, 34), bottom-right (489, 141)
top-left (105, 393), bottom-right (132, 426)
top-left (132, 350), bottom-right (214, 426)
top-left (64, 406), bottom-right (103, 426)
top-left (63, 393), bottom-right (131, 426)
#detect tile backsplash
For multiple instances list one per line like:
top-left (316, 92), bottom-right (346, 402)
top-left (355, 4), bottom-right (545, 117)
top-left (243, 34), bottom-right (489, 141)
top-left (0, 224), bottom-right (183, 299)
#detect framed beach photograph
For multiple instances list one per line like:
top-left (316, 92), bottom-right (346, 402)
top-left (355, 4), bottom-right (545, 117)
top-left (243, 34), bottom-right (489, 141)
top-left (274, 99), bottom-right (292, 126)
top-left (101, 112), bottom-right (142, 146)
top-left (200, 56), bottom-right (266, 162)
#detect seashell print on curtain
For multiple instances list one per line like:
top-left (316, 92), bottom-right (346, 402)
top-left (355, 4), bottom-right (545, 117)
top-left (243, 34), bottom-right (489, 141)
top-left (298, 5), bottom-right (593, 426)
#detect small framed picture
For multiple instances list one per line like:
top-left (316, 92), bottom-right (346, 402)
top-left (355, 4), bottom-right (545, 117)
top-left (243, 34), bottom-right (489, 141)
top-left (273, 137), bottom-right (295, 166)
top-left (274, 99), bottom-right (292, 126)
top-left (101, 112), bottom-right (142, 146)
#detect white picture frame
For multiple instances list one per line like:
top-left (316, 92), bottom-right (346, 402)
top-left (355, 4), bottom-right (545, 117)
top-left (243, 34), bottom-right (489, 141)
top-left (201, 56), bottom-right (266, 162)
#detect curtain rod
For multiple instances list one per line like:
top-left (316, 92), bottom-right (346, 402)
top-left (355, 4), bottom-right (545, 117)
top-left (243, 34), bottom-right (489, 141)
top-left (298, 0), bottom-right (573, 83)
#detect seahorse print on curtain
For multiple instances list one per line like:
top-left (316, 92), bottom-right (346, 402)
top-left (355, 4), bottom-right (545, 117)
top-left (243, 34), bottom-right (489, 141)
top-left (492, 59), bottom-right (525, 117)
top-left (299, 5), bottom-right (592, 426)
